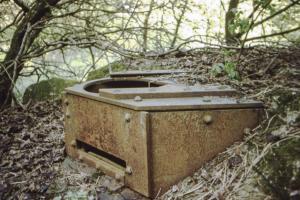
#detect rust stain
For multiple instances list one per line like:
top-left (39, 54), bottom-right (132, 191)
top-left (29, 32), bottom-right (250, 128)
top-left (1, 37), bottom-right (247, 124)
top-left (64, 77), bottom-right (263, 198)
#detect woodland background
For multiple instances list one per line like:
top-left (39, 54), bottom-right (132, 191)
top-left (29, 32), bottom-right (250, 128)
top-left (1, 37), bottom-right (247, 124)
top-left (0, 0), bottom-right (299, 199)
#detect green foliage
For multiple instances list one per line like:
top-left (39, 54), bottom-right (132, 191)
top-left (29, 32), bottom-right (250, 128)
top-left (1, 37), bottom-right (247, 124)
top-left (224, 61), bottom-right (239, 80)
top-left (211, 62), bottom-right (239, 80)
top-left (211, 63), bottom-right (224, 76)
top-left (268, 88), bottom-right (300, 114)
top-left (86, 62), bottom-right (127, 80)
top-left (23, 78), bottom-right (77, 103)
top-left (254, 0), bottom-right (276, 14)
top-left (256, 138), bottom-right (300, 199)
top-left (229, 11), bottom-right (250, 35)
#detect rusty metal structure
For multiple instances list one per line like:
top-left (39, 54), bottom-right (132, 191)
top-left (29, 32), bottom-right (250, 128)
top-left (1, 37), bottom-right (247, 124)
top-left (64, 70), bottom-right (263, 198)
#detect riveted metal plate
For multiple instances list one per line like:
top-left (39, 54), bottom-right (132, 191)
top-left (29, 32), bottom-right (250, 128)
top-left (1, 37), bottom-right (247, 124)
top-left (98, 85), bottom-right (236, 99)
top-left (64, 76), bottom-right (264, 198)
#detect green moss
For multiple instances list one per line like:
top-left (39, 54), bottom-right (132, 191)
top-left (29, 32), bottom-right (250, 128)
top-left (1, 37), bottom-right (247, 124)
top-left (256, 138), bottom-right (300, 199)
top-left (23, 78), bottom-right (77, 103)
top-left (269, 89), bottom-right (300, 113)
top-left (86, 62), bottom-right (169, 81)
top-left (86, 62), bottom-right (127, 80)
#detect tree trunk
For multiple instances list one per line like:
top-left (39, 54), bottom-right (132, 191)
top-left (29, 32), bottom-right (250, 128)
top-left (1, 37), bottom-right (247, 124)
top-left (225, 0), bottom-right (240, 45)
top-left (0, 0), bottom-right (60, 109)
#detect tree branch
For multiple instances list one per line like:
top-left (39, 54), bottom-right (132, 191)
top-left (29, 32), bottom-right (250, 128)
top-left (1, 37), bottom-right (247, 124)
top-left (245, 26), bottom-right (300, 42)
top-left (13, 0), bottom-right (29, 12)
top-left (253, 0), bottom-right (300, 28)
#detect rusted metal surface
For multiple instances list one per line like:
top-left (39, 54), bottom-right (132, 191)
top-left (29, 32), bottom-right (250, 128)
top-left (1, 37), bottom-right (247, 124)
top-left (109, 69), bottom-right (186, 78)
top-left (64, 94), bottom-right (151, 196)
top-left (98, 85), bottom-right (236, 99)
top-left (65, 78), bottom-right (262, 111)
top-left (149, 109), bottom-right (261, 194)
top-left (64, 75), bottom-right (264, 198)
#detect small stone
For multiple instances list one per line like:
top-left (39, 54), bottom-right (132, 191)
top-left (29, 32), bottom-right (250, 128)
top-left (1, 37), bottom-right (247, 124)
top-left (98, 175), bottom-right (124, 192)
top-left (172, 185), bottom-right (179, 193)
top-left (228, 155), bottom-right (243, 168)
top-left (115, 173), bottom-right (123, 182)
top-left (120, 188), bottom-right (143, 200)
top-left (266, 133), bottom-right (281, 143)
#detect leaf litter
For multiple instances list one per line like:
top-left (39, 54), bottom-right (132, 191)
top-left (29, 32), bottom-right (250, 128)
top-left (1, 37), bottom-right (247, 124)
top-left (0, 47), bottom-right (299, 199)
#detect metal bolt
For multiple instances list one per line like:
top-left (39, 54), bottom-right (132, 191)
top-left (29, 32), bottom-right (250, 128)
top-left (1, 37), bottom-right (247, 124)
top-left (96, 164), bottom-right (101, 170)
top-left (71, 140), bottom-right (76, 147)
top-left (115, 173), bottom-right (123, 181)
top-left (203, 114), bottom-right (213, 124)
top-left (125, 113), bottom-right (131, 123)
top-left (65, 112), bottom-right (71, 118)
top-left (243, 128), bottom-right (251, 134)
top-left (125, 166), bottom-right (132, 175)
top-left (134, 96), bottom-right (142, 102)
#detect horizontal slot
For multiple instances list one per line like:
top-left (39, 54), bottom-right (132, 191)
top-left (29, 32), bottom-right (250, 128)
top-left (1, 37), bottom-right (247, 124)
top-left (76, 140), bottom-right (126, 168)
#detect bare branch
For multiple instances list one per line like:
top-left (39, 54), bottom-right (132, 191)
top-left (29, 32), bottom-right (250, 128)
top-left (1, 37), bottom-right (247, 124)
top-left (245, 26), bottom-right (300, 42)
top-left (13, 0), bottom-right (29, 12)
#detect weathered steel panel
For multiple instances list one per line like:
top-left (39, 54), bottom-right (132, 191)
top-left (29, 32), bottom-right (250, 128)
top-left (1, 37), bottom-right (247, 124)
top-left (109, 69), bottom-right (185, 78)
top-left (64, 94), bottom-right (151, 196)
top-left (98, 85), bottom-right (236, 99)
top-left (64, 76), bottom-right (264, 198)
top-left (149, 109), bottom-right (261, 195)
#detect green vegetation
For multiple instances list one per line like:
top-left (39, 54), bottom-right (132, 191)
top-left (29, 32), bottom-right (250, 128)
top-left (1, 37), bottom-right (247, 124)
top-left (256, 138), bottom-right (300, 199)
top-left (86, 62), bottom-right (127, 80)
top-left (211, 61), bottom-right (239, 80)
top-left (23, 78), bottom-right (77, 104)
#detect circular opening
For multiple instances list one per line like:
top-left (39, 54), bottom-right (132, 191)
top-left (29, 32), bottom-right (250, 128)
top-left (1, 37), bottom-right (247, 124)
top-left (85, 79), bottom-right (163, 93)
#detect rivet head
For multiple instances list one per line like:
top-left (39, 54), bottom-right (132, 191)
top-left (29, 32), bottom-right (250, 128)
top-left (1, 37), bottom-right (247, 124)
top-left (96, 164), bottom-right (101, 170)
top-left (134, 96), bottom-right (142, 102)
top-left (203, 114), bottom-right (213, 124)
top-left (65, 111), bottom-right (71, 118)
top-left (125, 113), bottom-right (131, 123)
top-left (64, 100), bottom-right (69, 105)
top-left (244, 128), bottom-right (251, 134)
top-left (71, 140), bottom-right (76, 147)
top-left (125, 166), bottom-right (132, 175)
top-left (115, 173), bottom-right (123, 181)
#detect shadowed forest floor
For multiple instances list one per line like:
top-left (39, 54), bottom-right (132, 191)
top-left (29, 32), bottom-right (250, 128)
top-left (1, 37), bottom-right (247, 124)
top-left (0, 47), bottom-right (299, 199)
